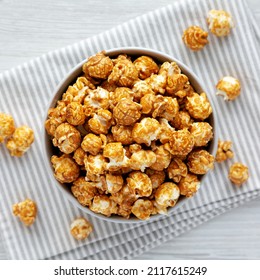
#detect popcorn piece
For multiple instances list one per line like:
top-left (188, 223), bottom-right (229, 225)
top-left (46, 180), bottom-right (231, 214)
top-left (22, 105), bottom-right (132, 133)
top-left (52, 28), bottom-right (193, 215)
top-left (185, 92), bottom-right (212, 120)
top-left (129, 150), bottom-right (156, 172)
top-left (145, 72), bottom-right (167, 94)
top-left (228, 162), bottom-right (249, 186)
top-left (109, 87), bottom-right (134, 109)
top-left (216, 76), bottom-right (241, 101)
top-left (187, 149), bottom-right (214, 175)
top-left (155, 182), bottom-right (180, 208)
top-left (70, 217), bottom-right (93, 240)
top-left (12, 198), bottom-right (37, 226)
top-left (146, 169), bottom-right (166, 189)
top-left (149, 145), bottom-right (171, 171)
top-left (207, 9), bottom-right (234, 37)
top-left (127, 171), bottom-right (152, 197)
top-left (152, 96), bottom-right (179, 121)
top-left (167, 158), bottom-right (188, 183)
top-left (113, 98), bottom-right (142, 126)
top-left (105, 173), bottom-right (124, 194)
top-left (51, 154), bottom-right (80, 183)
top-left (90, 195), bottom-right (118, 217)
top-left (132, 80), bottom-right (154, 101)
top-left (164, 129), bottom-right (194, 157)
top-left (83, 51), bottom-right (113, 79)
top-left (66, 102), bottom-right (86, 126)
top-left (190, 122), bottom-right (213, 147)
top-left (71, 177), bottom-right (98, 206)
top-left (131, 199), bottom-right (154, 220)
top-left (111, 124), bottom-right (133, 145)
top-left (73, 147), bottom-right (86, 166)
top-left (215, 140), bottom-right (234, 162)
top-left (88, 109), bottom-right (113, 134)
top-left (158, 118), bottom-right (175, 144)
top-left (6, 126), bottom-right (34, 157)
top-left (129, 143), bottom-right (142, 154)
top-left (159, 61), bottom-right (181, 76)
top-left (84, 154), bottom-right (107, 176)
top-left (171, 111), bottom-right (193, 130)
top-left (179, 173), bottom-right (200, 197)
top-left (182, 26), bottom-right (209, 51)
top-left (52, 123), bottom-right (81, 154)
top-left (140, 93), bottom-right (155, 114)
top-left (100, 80), bottom-right (117, 92)
top-left (132, 117), bottom-right (160, 146)
top-left (0, 112), bottom-right (15, 143)
top-left (108, 56), bottom-right (139, 87)
top-left (133, 56), bottom-right (159, 80)
top-left (166, 74), bottom-right (189, 95)
top-left (81, 133), bottom-right (103, 155)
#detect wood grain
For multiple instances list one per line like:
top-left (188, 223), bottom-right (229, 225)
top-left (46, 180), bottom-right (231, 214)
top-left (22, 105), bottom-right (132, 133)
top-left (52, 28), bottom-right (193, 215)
top-left (0, 0), bottom-right (259, 260)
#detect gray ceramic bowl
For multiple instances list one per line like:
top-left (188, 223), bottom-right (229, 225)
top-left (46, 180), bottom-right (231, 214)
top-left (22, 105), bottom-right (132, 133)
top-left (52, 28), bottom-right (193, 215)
top-left (43, 47), bottom-right (218, 224)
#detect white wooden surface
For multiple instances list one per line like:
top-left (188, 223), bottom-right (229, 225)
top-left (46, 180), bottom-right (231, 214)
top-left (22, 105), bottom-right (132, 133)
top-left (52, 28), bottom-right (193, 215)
top-left (0, 0), bottom-right (259, 260)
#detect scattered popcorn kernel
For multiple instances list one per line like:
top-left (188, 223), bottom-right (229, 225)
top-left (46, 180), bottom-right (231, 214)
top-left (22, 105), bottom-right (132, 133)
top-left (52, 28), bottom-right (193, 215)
top-left (109, 87), bottom-right (134, 109)
top-left (185, 92), bottom-right (212, 120)
top-left (187, 149), bottom-right (214, 175)
top-left (6, 125), bottom-right (34, 157)
top-left (71, 177), bottom-right (98, 206)
top-left (105, 173), bottom-right (124, 194)
top-left (207, 9), bottom-right (234, 37)
top-left (190, 122), bottom-right (213, 147)
top-left (229, 162), bottom-right (249, 186)
top-left (216, 76), bottom-right (241, 101)
top-left (182, 26), bottom-right (209, 51)
top-left (132, 117), bottom-right (160, 146)
top-left (66, 102), bottom-right (86, 126)
top-left (88, 109), bottom-right (113, 134)
top-left (83, 51), bottom-right (113, 79)
top-left (129, 150), bottom-right (156, 172)
top-left (133, 56), bottom-right (159, 80)
top-left (127, 171), bottom-right (152, 197)
top-left (152, 96), bottom-right (179, 121)
top-left (131, 199), bottom-right (154, 220)
top-left (111, 124), bottom-right (133, 145)
top-left (167, 158), bottom-right (188, 183)
top-left (171, 111), bottom-right (193, 130)
top-left (158, 118), bottom-right (175, 144)
top-left (155, 182), bottom-right (180, 207)
top-left (150, 146), bottom-right (171, 171)
top-left (179, 173), bottom-right (200, 197)
top-left (164, 129), bottom-right (194, 157)
top-left (108, 56), bottom-right (139, 87)
top-left (70, 217), bottom-right (93, 240)
top-left (132, 80), bottom-right (154, 101)
top-left (81, 133), bottom-right (103, 155)
top-left (146, 169), bottom-right (166, 189)
top-left (166, 74), bottom-right (189, 95)
top-left (12, 198), bottom-right (37, 226)
top-left (73, 147), bottom-right (86, 166)
top-left (51, 154), bottom-right (80, 183)
top-left (145, 72), bottom-right (167, 94)
top-left (90, 195), bottom-right (118, 217)
top-left (52, 123), bottom-right (81, 154)
top-left (0, 112), bottom-right (15, 143)
top-left (215, 140), bottom-right (234, 162)
top-left (84, 154), bottom-right (107, 176)
top-left (113, 98), bottom-right (142, 126)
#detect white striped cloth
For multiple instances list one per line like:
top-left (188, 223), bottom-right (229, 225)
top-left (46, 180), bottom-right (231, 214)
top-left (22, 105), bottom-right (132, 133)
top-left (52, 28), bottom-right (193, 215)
top-left (0, 0), bottom-right (259, 260)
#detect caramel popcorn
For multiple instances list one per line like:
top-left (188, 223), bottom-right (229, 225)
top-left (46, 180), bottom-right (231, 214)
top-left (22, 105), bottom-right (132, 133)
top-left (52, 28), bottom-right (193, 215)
top-left (52, 123), bottom-right (81, 154)
top-left (12, 198), bottom-right (37, 226)
top-left (159, 61), bottom-right (181, 76)
top-left (207, 10), bottom-right (234, 37)
top-left (158, 118), bottom-right (175, 144)
top-left (179, 173), bottom-right (200, 197)
top-left (71, 177), bottom-right (98, 206)
top-left (109, 87), bottom-right (134, 109)
top-left (155, 182), bottom-right (180, 208)
top-left (131, 199), bottom-right (154, 220)
top-left (166, 74), bottom-right (189, 95)
top-left (167, 158), bottom-right (188, 183)
top-left (83, 51), bottom-right (113, 79)
top-left (111, 124), bottom-right (133, 145)
top-left (215, 140), bottom-right (234, 162)
top-left (6, 126), bottom-right (34, 157)
top-left (216, 76), bottom-right (241, 101)
top-left (145, 72), bottom-right (167, 94)
top-left (90, 195), bottom-right (118, 217)
top-left (73, 147), bottom-right (86, 166)
top-left (105, 173), bottom-right (124, 194)
top-left (182, 26), bottom-right (209, 51)
top-left (132, 117), bottom-right (160, 146)
top-left (51, 154), bottom-right (80, 183)
top-left (185, 92), bottom-right (212, 120)
top-left (150, 145), bottom-right (171, 171)
top-left (132, 80), bottom-right (154, 101)
top-left (127, 171), bottom-right (152, 197)
top-left (133, 56), bottom-right (159, 80)
top-left (88, 109), bottom-right (113, 134)
top-left (152, 96), bottom-right (179, 121)
top-left (0, 112), bottom-right (15, 143)
top-left (81, 133), bottom-right (103, 155)
top-left (228, 162), bottom-right (249, 186)
top-left (140, 93), bottom-right (156, 114)
top-left (190, 122), bottom-right (213, 147)
top-left (66, 102), bottom-right (86, 126)
top-left (113, 98), bottom-right (142, 126)
top-left (171, 111), bottom-right (193, 130)
top-left (100, 80), bottom-right (117, 92)
top-left (129, 150), bottom-right (156, 172)
top-left (146, 169), bottom-right (166, 189)
top-left (70, 217), bottom-right (93, 240)
top-left (84, 154), bottom-right (107, 176)
top-left (187, 149), bottom-right (214, 175)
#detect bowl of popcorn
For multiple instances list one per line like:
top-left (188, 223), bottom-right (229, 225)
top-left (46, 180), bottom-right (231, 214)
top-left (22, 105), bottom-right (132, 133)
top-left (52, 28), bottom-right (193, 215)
top-left (44, 47), bottom-right (218, 223)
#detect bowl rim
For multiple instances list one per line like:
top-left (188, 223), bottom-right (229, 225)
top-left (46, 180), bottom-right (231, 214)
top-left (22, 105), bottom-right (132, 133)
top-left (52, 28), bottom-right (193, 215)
top-left (42, 47), bottom-right (218, 224)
